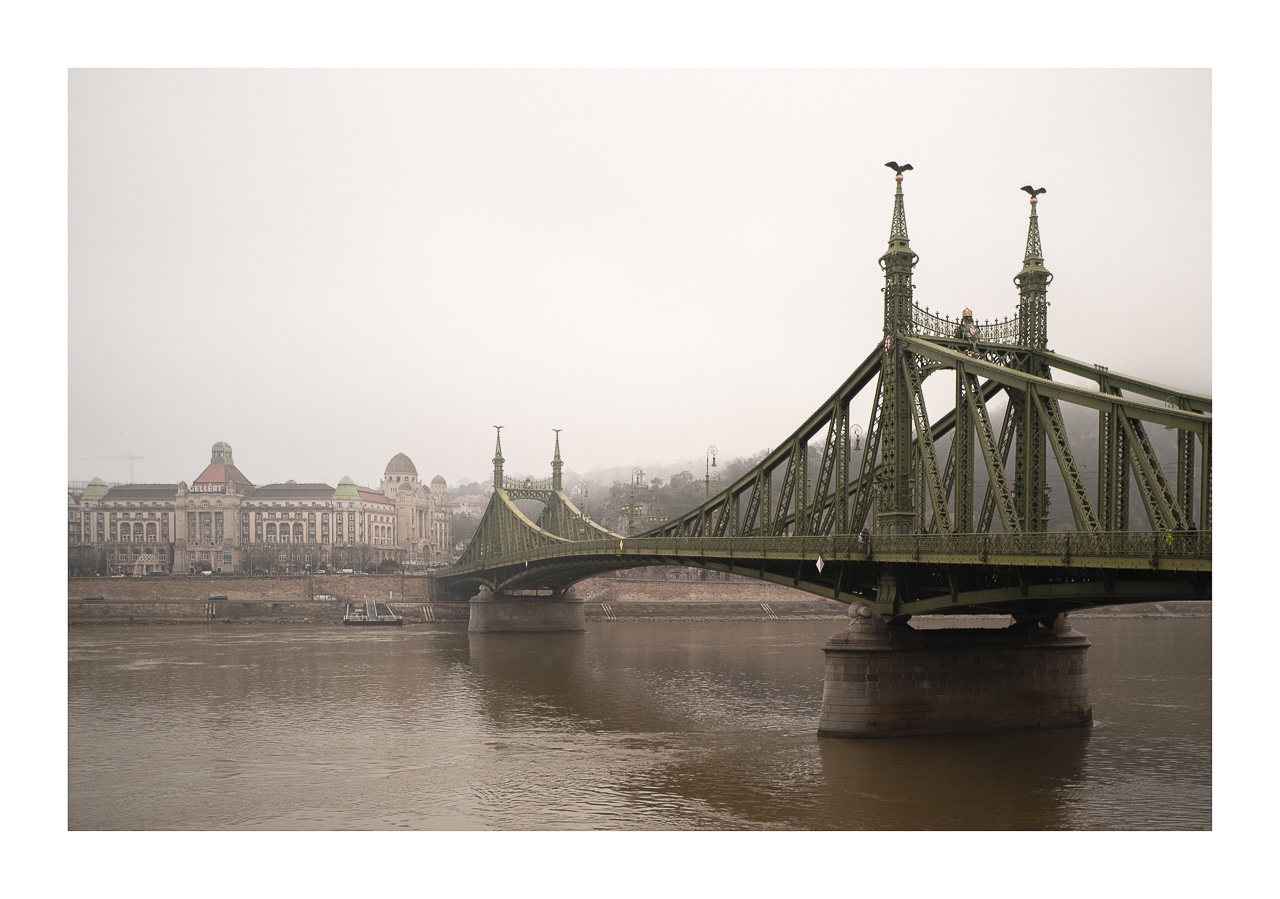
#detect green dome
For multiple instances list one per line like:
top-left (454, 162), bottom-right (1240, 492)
top-left (211, 442), bottom-right (234, 465)
top-left (333, 476), bottom-right (360, 500)
top-left (83, 477), bottom-right (108, 500)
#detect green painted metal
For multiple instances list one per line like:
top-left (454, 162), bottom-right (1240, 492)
top-left (876, 168), bottom-right (919, 536)
top-left (438, 170), bottom-right (1212, 620)
top-left (954, 374), bottom-right (974, 532)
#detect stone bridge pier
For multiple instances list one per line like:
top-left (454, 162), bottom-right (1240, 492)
top-left (467, 586), bottom-right (586, 633)
top-left (819, 602), bottom-right (1093, 738)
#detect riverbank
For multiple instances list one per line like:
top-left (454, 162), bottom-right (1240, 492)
top-left (67, 595), bottom-right (1210, 626)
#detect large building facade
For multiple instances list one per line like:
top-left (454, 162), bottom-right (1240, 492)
top-left (68, 442), bottom-right (453, 575)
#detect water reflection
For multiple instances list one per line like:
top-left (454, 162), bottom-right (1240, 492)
top-left (69, 617), bottom-right (1209, 830)
top-left (813, 728), bottom-right (1091, 829)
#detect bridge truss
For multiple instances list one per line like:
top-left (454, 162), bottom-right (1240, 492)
top-left (438, 171), bottom-right (1211, 622)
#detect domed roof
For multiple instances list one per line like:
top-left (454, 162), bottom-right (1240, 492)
top-left (385, 452), bottom-right (417, 476)
top-left (333, 476), bottom-right (360, 500)
top-left (83, 477), bottom-right (108, 500)
top-left (431, 475), bottom-right (446, 486)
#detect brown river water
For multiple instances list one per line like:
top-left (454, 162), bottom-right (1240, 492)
top-left (67, 615), bottom-right (1210, 830)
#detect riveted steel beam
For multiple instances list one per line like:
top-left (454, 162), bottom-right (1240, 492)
top-left (905, 353), bottom-right (950, 534)
top-left (1029, 383), bottom-right (1100, 533)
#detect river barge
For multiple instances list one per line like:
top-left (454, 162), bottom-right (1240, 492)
top-left (343, 600), bottom-right (404, 626)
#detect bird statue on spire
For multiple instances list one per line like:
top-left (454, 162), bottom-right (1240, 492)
top-left (885, 161), bottom-right (913, 174)
top-left (1020, 185), bottom-right (1047, 197)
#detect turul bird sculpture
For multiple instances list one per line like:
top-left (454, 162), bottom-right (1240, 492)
top-left (1020, 185), bottom-right (1047, 197)
top-left (885, 161), bottom-right (913, 174)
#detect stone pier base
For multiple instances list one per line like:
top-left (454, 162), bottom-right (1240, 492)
top-left (819, 603), bottom-right (1092, 738)
top-left (467, 587), bottom-right (586, 633)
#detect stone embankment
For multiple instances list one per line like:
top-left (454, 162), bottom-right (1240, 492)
top-left (67, 573), bottom-right (844, 625)
top-left (66, 574), bottom-right (1210, 626)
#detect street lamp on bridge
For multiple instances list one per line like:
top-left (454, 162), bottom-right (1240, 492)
top-left (705, 446), bottom-right (717, 501)
top-left (627, 468), bottom-right (645, 536)
top-left (572, 482), bottom-right (590, 519)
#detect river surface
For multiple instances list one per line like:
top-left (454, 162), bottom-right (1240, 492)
top-left (67, 616), bottom-right (1211, 830)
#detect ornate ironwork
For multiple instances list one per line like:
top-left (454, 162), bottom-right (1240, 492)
top-left (504, 476), bottom-right (554, 493)
top-left (439, 167), bottom-right (1211, 618)
top-left (910, 303), bottom-right (1022, 345)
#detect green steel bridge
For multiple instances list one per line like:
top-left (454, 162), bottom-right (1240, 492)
top-left (436, 169), bottom-right (1210, 624)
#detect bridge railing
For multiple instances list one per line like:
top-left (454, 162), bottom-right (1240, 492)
top-left (504, 476), bottom-right (554, 491)
top-left (452, 529), bottom-right (1211, 572)
top-left (911, 303), bottom-right (1021, 345)
top-left (634, 530), bottom-right (1211, 561)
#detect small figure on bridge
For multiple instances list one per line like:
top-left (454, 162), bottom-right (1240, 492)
top-left (957, 307), bottom-right (979, 348)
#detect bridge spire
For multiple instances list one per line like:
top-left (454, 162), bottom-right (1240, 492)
top-left (1015, 186), bottom-right (1052, 349)
top-left (878, 163), bottom-right (920, 333)
top-left (1013, 187), bottom-right (1053, 531)
top-left (551, 429), bottom-right (563, 491)
top-left (492, 425), bottom-right (505, 489)
top-left (875, 162), bottom-right (919, 535)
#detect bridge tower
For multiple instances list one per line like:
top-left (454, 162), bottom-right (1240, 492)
top-left (875, 165), bottom-right (919, 536)
top-left (492, 426), bottom-right (505, 489)
top-left (1014, 190), bottom-right (1052, 530)
top-left (1015, 191), bottom-right (1051, 350)
top-left (551, 428), bottom-right (563, 491)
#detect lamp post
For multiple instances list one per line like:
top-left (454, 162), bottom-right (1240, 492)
top-left (628, 468), bottom-right (644, 536)
top-left (572, 482), bottom-right (590, 518)
top-left (705, 446), bottom-right (718, 501)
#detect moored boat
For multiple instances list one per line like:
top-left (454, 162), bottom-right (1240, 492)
top-left (343, 600), bottom-right (403, 626)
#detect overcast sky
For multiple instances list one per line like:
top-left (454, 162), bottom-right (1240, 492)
top-left (67, 68), bottom-right (1210, 490)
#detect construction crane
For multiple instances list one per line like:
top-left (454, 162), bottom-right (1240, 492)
top-left (79, 455), bottom-right (144, 483)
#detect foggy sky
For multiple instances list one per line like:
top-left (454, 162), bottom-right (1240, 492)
top-left (68, 69), bottom-right (1211, 491)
